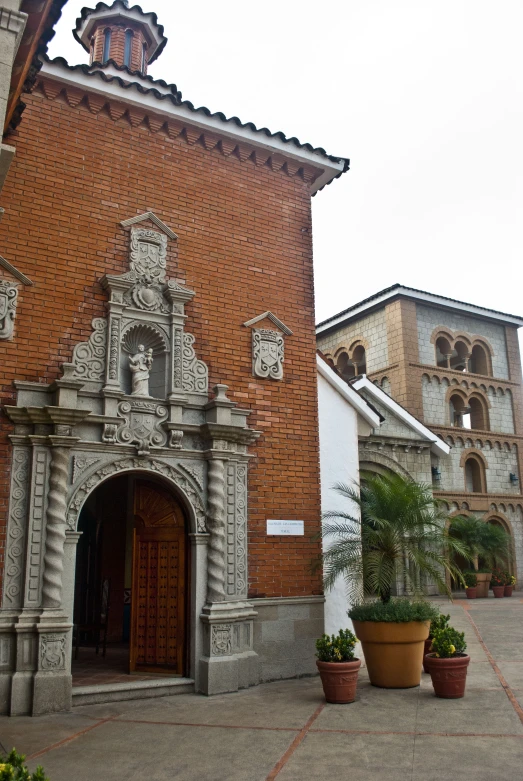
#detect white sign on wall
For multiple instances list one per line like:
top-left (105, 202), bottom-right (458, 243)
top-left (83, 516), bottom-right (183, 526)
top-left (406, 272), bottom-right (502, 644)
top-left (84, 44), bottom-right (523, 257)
top-left (266, 520), bottom-right (305, 536)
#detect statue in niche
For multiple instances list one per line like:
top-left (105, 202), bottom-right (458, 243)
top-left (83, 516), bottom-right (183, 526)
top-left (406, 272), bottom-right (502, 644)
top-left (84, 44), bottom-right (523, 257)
top-left (129, 345), bottom-right (153, 396)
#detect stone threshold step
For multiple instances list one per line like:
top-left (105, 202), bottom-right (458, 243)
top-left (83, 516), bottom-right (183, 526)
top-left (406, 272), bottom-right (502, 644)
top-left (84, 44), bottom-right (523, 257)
top-left (73, 677), bottom-right (195, 706)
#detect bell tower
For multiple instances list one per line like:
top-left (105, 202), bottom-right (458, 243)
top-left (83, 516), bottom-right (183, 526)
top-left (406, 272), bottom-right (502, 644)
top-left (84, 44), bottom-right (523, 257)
top-left (73, 0), bottom-right (167, 75)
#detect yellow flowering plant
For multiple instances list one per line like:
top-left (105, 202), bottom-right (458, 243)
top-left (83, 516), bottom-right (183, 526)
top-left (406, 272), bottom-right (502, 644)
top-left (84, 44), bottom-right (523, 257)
top-left (316, 629), bottom-right (357, 663)
top-left (430, 627), bottom-right (467, 659)
top-left (0, 750), bottom-right (48, 781)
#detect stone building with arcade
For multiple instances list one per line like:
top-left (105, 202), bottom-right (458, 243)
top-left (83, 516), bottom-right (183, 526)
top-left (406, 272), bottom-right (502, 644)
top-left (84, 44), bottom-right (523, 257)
top-left (0, 1), bottom-right (349, 714)
top-left (317, 284), bottom-right (523, 581)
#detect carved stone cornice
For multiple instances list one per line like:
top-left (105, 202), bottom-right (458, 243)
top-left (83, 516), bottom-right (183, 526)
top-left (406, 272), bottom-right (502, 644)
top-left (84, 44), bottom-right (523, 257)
top-left (202, 423), bottom-right (261, 448)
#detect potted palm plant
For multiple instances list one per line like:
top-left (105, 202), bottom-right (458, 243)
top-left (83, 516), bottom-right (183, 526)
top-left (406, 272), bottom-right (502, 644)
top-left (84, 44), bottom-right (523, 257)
top-left (425, 625), bottom-right (470, 698)
top-left (315, 628), bottom-right (361, 703)
top-left (463, 571), bottom-right (477, 599)
top-left (321, 473), bottom-right (466, 689)
top-left (449, 516), bottom-right (509, 597)
top-left (504, 574), bottom-right (516, 597)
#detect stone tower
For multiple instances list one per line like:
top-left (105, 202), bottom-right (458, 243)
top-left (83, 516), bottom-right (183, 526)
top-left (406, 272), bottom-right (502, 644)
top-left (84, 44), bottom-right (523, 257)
top-left (316, 284), bottom-right (523, 579)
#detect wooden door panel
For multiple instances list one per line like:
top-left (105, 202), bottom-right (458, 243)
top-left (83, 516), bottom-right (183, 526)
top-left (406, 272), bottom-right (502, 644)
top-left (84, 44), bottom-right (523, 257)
top-left (131, 482), bottom-right (186, 674)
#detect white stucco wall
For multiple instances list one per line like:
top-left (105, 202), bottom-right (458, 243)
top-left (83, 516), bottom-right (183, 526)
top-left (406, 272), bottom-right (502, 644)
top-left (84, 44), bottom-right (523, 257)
top-left (317, 371), bottom-right (362, 636)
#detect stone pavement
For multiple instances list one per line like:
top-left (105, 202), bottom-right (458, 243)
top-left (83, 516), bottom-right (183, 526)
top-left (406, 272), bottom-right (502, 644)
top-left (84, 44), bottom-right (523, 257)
top-left (2, 596), bottom-right (523, 780)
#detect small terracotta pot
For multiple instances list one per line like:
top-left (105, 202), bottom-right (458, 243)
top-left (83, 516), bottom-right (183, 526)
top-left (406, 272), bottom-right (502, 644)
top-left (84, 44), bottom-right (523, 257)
top-left (465, 587), bottom-right (477, 599)
top-left (504, 585), bottom-right (514, 597)
top-left (492, 585), bottom-right (505, 598)
top-left (316, 658), bottom-right (361, 704)
top-left (422, 638), bottom-right (432, 673)
top-left (475, 573), bottom-right (491, 598)
top-left (427, 653), bottom-right (470, 698)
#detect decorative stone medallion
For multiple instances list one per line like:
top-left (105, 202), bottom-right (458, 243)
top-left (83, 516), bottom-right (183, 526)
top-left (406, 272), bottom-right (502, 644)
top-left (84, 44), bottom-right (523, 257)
top-left (252, 328), bottom-right (284, 380)
top-left (40, 634), bottom-right (66, 671)
top-left (211, 624), bottom-right (232, 655)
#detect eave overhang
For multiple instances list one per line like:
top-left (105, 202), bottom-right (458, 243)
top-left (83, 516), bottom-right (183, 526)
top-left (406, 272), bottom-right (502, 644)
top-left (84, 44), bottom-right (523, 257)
top-left (38, 57), bottom-right (350, 194)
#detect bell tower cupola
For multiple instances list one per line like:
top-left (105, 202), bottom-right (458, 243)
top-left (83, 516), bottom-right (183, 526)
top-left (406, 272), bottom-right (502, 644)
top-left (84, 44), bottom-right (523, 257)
top-left (73, 0), bottom-right (167, 76)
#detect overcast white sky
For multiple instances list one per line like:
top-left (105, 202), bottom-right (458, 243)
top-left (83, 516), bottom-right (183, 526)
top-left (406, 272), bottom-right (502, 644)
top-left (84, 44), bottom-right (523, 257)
top-left (49, 1), bottom-right (523, 342)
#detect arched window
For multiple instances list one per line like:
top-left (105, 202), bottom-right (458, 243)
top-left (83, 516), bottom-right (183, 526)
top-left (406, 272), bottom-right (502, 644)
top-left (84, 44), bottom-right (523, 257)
top-left (336, 352), bottom-right (355, 381)
top-left (141, 42), bottom-right (147, 72)
top-left (464, 456), bottom-right (485, 493)
top-left (450, 340), bottom-right (470, 372)
top-left (352, 345), bottom-right (367, 375)
top-left (435, 335), bottom-right (452, 368)
top-left (449, 393), bottom-right (469, 428)
top-left (469, 343), bottom-right (490, 376)
top-left (124, 29), bottom-right (134, 68)
top-left (469, 396), bottom-right (488, 430)
top-left (102, 28), bottom-right (112, 63)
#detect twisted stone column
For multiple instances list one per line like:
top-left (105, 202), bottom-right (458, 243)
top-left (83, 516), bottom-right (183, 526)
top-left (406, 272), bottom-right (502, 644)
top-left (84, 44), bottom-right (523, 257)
top-left (206, 458), bottom-right (226, 602)
top-left (42, 447), bottom-right (70, 608)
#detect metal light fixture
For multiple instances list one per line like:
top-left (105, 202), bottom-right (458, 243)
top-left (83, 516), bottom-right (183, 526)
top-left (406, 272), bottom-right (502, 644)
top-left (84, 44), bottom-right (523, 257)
top-left (431, 466), bottom-right (441, 482)
top-left (509, 473), bottom-right (519, 485)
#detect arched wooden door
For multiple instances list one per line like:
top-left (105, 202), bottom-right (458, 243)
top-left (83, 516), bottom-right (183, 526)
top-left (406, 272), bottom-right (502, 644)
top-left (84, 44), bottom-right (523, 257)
top-left (130, 481), bottom-right (187, 674)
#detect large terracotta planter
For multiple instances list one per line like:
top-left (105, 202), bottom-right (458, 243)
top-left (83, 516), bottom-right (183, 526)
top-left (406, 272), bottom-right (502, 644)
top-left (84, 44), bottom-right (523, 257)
top-left (422, 637), bottom-right (432, 673)
top-left (465, 587), bottom-right (477, 599)
top-left (316, 659), bottom-right (361, 703)
top-left (426, 653), bottom-right (470, 698)
top-left (475, 573), bottom-right (491, 598)
top-left (504, 585), bottom-right (514, 597)
top-left (352, 620), bottom-right (430, 688)
top-left (492, 585), bottom-right (504, 598)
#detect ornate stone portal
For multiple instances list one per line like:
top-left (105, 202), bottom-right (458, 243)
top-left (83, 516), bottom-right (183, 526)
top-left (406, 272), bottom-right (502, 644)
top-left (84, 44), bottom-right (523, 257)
top-left (0, 214), bottom-right (260, 715)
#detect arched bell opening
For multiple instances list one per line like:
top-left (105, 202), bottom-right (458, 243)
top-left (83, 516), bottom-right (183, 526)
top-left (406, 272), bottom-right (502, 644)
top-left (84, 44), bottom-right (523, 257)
top-left (73, 472), bottom-right (190, 684)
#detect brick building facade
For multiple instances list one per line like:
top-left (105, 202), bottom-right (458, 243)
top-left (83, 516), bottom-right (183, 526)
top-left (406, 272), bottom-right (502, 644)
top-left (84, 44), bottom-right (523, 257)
top-left (0, 1), bottom-right (349, 715)
top-left (317, 284), bottom-right (523, 581)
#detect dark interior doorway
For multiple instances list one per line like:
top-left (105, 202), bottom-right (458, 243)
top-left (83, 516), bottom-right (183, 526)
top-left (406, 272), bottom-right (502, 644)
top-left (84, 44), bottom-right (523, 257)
top-left (73, 474), bottom-right (188, 685)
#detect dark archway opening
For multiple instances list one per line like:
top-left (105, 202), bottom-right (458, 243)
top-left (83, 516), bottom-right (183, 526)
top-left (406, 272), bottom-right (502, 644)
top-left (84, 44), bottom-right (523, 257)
top-left (73, 473), bottom-right (189, 687)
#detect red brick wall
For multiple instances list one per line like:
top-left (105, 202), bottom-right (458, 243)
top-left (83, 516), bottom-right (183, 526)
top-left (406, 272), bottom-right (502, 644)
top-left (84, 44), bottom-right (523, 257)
top-left (0, 86), bottom-right (322, 598)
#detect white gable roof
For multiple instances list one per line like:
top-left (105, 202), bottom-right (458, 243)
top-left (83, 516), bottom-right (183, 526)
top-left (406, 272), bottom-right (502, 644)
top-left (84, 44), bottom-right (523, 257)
top-left (352, 375), bottom-right (450, 456)
top-left (316, 355), bottom-right (381, 429)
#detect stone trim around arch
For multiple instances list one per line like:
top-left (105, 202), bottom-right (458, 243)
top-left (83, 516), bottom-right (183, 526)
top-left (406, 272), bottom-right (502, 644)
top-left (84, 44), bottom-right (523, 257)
top-left (66, 456), bottom-right (206, 533)
top-left (359, 451), bottom-right (414, 481)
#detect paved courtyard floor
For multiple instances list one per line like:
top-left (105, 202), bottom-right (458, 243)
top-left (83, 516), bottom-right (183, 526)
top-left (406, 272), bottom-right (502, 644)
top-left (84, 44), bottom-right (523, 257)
top-left (2, 596), bottom-right (523, 780)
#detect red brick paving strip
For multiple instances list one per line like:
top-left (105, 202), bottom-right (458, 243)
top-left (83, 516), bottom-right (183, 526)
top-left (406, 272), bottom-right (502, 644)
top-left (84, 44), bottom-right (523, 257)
top-left (459, 601), bottom-right (523, 725)
top-left (27, 717), bottom-right (116, 761)
top-left (265, 703), bottom-right (325, 780)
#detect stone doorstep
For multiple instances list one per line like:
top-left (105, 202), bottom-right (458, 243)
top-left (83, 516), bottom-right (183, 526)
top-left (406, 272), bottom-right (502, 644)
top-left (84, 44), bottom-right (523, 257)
top-left (72, 677), bottom-right (195, 707)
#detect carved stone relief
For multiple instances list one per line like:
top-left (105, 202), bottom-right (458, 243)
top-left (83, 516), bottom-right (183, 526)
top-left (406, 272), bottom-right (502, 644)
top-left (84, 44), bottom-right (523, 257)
top-left (72, 456), bottom-right (99, 484)
top-left (39, 634), bottom-right (66, 671)
top-left (182, 333), bottom-right (208, 393)
top-left (211, 624), bottom-right (232, 656)
top-left (3, 448), bottom-right (30, 608)
top-left (72, 318), bottom-right (107, 380)
top-left (252, 328), bottom-right (284, 380)
top-left (26, 450), bottom-right (49, 606)
top-left (0, 281), bottom-right (18, 340)
top-left (226, 462), bottom-right (247, 597)
top-left (67, 456), bottom-right (206, 532)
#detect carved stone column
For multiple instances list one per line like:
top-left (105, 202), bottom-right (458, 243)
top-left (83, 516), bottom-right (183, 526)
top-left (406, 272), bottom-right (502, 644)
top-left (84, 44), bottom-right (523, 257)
top-left (206, 458), bottom-right (226, 603)
top-left (41, 442), bottom-right (73, 609)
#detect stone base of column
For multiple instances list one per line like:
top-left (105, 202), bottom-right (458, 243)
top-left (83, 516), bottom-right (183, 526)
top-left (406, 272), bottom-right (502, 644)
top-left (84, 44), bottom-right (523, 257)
top-left (0, 611), bottom-right (72, 715)
top-left (198, 601), bottom-right (259, 695)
